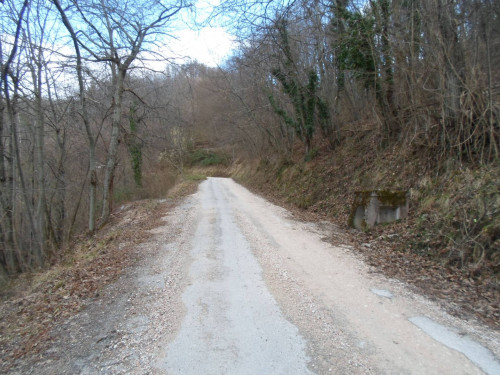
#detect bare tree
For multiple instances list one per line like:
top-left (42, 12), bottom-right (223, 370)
top-left (68, 0), bottom-right (188, 223)
top-left (1, 0), bottom-right (30, 274)
top-left (52, 0), bottom-right (97, 232)
top-left (24, 0), bottom-right (53, 266)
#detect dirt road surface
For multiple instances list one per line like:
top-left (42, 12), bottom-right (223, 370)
top-left (8, 177), bottom-right (500, 374)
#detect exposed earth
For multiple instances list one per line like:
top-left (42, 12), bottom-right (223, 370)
top-left (2, 178), bottom-right (499, 374)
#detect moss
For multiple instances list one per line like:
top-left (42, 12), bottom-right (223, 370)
top-left (349, 190), bottom-right (408, 229)
top-left (114, 186), bottom-right (134, 204)
top-left (52, 280), bottom-right (65, 291)
top-left (185, 174), bottom-right (207, 181)
top-left (376, 190), bottom-right (408, 206)
top-left (276, 160), bottom-right (293, 180)
top-left (188, 149), bottom-right (229, 167)
top-left (294, 195), bottom-right (313, 209)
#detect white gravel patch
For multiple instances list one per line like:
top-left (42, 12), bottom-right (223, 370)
top-left (409, 316), bottom-right (500, 375)
top-left (162, 178), bottom-right (313, 375)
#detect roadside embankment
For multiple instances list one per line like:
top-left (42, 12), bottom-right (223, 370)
top-left (230, 146), bottom-right (499, 329)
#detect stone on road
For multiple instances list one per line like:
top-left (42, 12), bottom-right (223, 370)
top-left (162, 178), bottom-right (313, 375)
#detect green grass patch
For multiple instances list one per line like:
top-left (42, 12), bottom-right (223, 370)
top-left (188, 149), bottom-right (229, 167)
top-left (185, 174), bottom-right (207, 181)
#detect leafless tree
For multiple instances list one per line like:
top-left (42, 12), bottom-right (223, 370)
top-left (67, 0), bottom-right (189, 223)
top-left (1, 0), bottom-right (31, 274)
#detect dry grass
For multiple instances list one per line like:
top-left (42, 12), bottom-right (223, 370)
top-left (232, 137), bottom-right (500, 328)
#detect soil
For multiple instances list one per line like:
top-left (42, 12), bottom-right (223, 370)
top-left (0, 180), bottom-right (199, 373)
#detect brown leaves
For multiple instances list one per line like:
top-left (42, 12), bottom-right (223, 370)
top-left (0, 198), bottom-right (174, 371)
top-left (238, 151), bottom-right (500, 330)
top-left (350, 224), bottom-right (500, 329)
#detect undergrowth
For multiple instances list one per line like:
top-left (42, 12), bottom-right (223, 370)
top-left (413, 165), bottom-right (500, 276)
top-left (187, 149), bottom-right (229, 167)
top-left (233, 141), bottom-right (500, 279)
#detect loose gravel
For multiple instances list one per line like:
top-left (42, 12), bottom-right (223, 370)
top-left (6, 177), bottom-right (500, 374)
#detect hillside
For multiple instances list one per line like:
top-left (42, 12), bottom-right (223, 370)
top-left (230, 137), bottom-right (499, 328)
top-left (0, 150), bottom-right (498, 370)
top-left (1, 0), bottom-right (499, 372)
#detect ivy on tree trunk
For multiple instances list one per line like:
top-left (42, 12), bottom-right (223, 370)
top-left (127, 104), bottom-right (143, 187)
top-left (269, 20), bottom-right (330, 158)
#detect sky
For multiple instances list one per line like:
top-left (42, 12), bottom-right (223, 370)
top-left (1, 0), bottom-right (237, 84)
top-left (161, 0), bottom-right (237, 67)
top-left (169, 26), bottom-right (236, 67)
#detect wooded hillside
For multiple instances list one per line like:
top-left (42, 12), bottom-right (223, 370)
top-left (1, 0), bottom-right (499, 280)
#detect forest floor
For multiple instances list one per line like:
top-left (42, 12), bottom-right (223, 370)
top-left (0, 178), bottom-right (199, 372)
top-left (0, 153), bottom-right (498, 373)
top-left (236, 173), bottom-right (500, 331)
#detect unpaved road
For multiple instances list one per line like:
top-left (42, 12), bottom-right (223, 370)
top-left (8, 177), bottom-right (500, 374)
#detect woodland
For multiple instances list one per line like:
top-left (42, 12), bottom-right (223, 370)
top-left (0, 0), bottom-right (499, 282)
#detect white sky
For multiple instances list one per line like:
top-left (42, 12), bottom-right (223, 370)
top-left (160, 0), bottom-right (236, 67)
top-left (2, 0), bottom-right (237, 83)
top-left (169, 26), bottom-right (236, 67)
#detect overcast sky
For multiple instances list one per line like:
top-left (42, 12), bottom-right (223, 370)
top-left (163, 0), bottom-right (236, 67)
top-left (169, 26), bottom-right (236, 67)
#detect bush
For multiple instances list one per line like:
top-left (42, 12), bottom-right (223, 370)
top-left (414, 165), bottom-right (500, 275)
top-left (188, 149), bottom-right (229, 167)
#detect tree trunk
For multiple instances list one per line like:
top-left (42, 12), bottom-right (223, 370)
top-left (438, 0), bottom-right (464, 125)
top-left (34, 116), bottom-right (46, 266)
top-left (305, 136), bottom-right (311, 156)
top-left (8, 123), bottom-right (18, 271)
top-left (54, 147), bottom-right (66, 245)
top-left (33, 58), bottom-right (46, 267)
top-left (0, 0), bottom-right (28, 273)
top-left (0, 95), bottom-right (17, 274)
top-left (8, 86), bottom-right (38, 270)
top-left (89, 144), bottom-right (97, 232)
top-left (380, 0), bottom-right (394, 113)
top-left (52, 0), bottom-right (96, 233)
top-left (101, 69), bottom-right (125, 223)
top-left (45, 63), bottom-right (67, 246)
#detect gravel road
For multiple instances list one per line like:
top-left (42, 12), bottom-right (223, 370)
top-left (9, 177), bottom-right (500, 374)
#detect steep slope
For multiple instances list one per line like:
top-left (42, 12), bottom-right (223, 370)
top-left (232, 139), bottom-right (499, 328)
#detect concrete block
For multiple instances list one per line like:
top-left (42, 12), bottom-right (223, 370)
top-left (349, 190), bottom-right (409, 230)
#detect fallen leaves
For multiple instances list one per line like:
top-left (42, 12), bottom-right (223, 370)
top-left (237, 153), bottom-right (499, 331)
top-left (350, 223), bottom-right (500, 329)
top-left (0, 197), bottom-right (177, 371)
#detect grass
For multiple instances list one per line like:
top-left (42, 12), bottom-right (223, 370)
top-left (188, 149), bottom-right (229, 167)
top-left (185, 173), bottom-right (207, 181)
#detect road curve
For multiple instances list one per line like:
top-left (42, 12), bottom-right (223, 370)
top-left (162, 177), bottom-right (500, 375)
